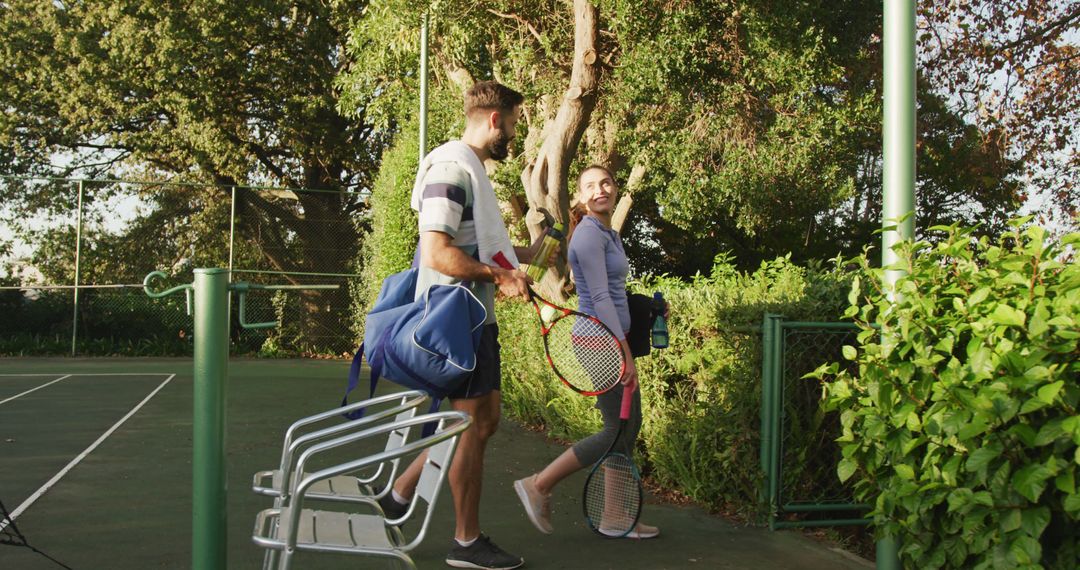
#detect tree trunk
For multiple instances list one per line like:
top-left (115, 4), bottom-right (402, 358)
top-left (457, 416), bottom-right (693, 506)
top-left (519, 0), bottom-right (601, 299)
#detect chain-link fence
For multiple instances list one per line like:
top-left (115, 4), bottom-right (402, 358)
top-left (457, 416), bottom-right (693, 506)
top-left (0, 176), bottom-right (367, 356)
top-left (761, 314), bottom-right (870, 529)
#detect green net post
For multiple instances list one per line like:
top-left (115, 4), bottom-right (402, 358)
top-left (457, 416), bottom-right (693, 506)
top-left (192, 268), bottom-right (230, 570)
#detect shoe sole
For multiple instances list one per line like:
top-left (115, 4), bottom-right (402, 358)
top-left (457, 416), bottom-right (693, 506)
top-left (513, 479), bottom-right (553, 535)
top-left (598, 527), bottom-right (660, 539)
top-left (445, 558), bottom-right (525, 570)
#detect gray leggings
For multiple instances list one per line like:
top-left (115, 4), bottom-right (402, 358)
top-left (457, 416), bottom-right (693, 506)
top-left (571, 387), bottom-right (642, 466)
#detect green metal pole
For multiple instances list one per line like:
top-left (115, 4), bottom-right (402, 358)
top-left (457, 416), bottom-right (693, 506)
top-left (192, 268), bottom-right (230, 570)
top-left (419, 11), bottom-right (429, 162)
top-left (883, 0), bottom-right (916, 286)
top-left (768, 315), bottom-right (783, 529)
top-left (71, 180), bottom-right (84, 356)
top-left (878, 2), bottom-right (915, 569)
top-left (228, 186), bottom-right (237, 274)
top-left (761, 313), bottom-right (774, 512)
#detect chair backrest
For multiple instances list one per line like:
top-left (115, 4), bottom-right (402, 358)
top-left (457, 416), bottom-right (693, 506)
top-left (354, 404), bottom-right (420, 488)
top-left (285, 411), bottom-right (471, 553)
top-left (277, 391), bottom-right (427, 496)
top-left (397, 415), bottom-right (467, 552)
top-left (281, 389), bottom-right (427, 465)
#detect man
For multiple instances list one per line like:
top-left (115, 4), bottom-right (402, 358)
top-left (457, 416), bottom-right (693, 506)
top-left (379, 81), bottom-right (537, 570)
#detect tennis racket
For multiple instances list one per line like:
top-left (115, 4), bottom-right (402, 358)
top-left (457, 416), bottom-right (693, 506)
top-left (492, 252), bottom-right (625, 396)
top-left (582, 385), bottom-right (643, 538)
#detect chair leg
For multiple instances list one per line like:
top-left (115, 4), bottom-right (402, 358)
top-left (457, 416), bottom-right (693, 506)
top-left (277, 547), bottom-right (294, 570)
top-left (392, 551), bottom-right (417, 570)
top-left (263, 513), bottom-right (281, 570)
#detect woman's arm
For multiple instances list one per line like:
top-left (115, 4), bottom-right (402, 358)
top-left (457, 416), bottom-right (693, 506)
top-left (572, 225), bottom-right (638, 390)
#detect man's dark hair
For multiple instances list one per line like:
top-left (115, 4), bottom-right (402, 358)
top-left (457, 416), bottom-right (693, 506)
top-left (464, 81), bottom-right (524, 117)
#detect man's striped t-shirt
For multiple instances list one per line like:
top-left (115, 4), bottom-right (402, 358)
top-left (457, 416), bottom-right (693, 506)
top-left (416, 161), bottom-right (496, 324)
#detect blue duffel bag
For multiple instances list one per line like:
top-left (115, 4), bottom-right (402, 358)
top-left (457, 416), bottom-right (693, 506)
top-left (342, 267), bottom-right (487, 431)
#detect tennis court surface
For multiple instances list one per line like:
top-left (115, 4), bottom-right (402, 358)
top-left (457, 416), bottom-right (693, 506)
top-left (1, 357), bottom-right (871, 569)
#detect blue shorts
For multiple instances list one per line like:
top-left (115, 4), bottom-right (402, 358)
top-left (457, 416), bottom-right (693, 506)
top-left (448, 324), bottom-right (501, 400)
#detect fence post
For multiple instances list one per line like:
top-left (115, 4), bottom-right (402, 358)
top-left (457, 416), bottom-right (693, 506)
top-left (191, 268), bottom-right (230, 570)
top-left (71, 180), bottom-right (84, 356)
top-left (761, 313), bottom-right (774, 508)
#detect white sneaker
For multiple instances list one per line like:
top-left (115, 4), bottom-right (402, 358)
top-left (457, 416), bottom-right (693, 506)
top-left (513, 475), bottom-right (553, 534)
top-left (599, 522), bottom-right (659, 539)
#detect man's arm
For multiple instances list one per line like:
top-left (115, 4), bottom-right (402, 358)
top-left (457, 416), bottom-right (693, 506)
top-left (420, 231), bottom-right (531, 300)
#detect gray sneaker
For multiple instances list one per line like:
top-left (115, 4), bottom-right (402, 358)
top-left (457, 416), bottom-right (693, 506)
top-left (445, 534), bottom-right (524, 569)
top-left (376, 489), bottom-right (409, 520)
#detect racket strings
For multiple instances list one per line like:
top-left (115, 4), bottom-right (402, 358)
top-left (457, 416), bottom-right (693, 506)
top-left (545, 316), bottom-right (623, 394)
top-left (584, 454), bottom-right (641, 536)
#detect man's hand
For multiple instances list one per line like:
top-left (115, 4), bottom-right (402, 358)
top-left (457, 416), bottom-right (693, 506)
top-left (492, 267), bottom-right (531, 301)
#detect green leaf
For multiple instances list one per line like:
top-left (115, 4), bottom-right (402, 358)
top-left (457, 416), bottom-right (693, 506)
top-left (1065, 493), bottom-right (1080, 516)
top-left (972, 491), bottom-right (994, 507)
top-left (895, 464), bottom-right (915, 480)
top-left (1028, 313), bottom-right (1048, 337)
top-left (837, 458), bottom-right (857, 483)
top-left (1035, 419), bottom-right (1066, 446)
top-left (990, 304), bottom-right (1026, 327)
top-left (1000, 508), bottom-right (1021, 532)
top-left (842, 345), bottom-right (857, 361)
top-left (1020, 506), bottom-right (1051, 537)
top-left (1009, 535), bottom-right (1041, 565)
top-left (1036, 381), bottom-right (1064, 404)
top-left (947, 488), bottom-right (974, 513)
top-left (969, 287), bottom-right (990, 306)
top-left (1009, 424), bottom-right (1038, 446)
top-left (1055, 470), bottom-right (1075, 494)
top-left (1020, 398), bottom-right (1049, 415)
top-left (1012, 463), bottom-right (1053, 502)
top-left (966, 443), bottom-right (1003, 472)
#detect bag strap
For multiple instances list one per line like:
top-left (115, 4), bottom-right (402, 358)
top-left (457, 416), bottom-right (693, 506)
top-left (340, 326), bottom-right (393, 420)
top-left (340, 345), bottom-right (368, 420)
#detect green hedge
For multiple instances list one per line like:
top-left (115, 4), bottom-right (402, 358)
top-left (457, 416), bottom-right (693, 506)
top-left (814, 221), bottom-right (1079, 569)
top-left (498, 254), bottom-right (852, 515)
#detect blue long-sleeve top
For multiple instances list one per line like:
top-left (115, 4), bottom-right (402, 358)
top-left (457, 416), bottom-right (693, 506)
top-left (569, 215), bottom-right (631, 338)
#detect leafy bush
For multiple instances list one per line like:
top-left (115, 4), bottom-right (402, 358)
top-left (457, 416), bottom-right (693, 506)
top-left (814, 221), bottom-right (1079, 568)
top-left (498, 254), bottom-right (852, 515)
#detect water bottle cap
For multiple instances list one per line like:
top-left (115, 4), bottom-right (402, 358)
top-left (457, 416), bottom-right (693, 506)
top-left (550, 222), bottom-right (566, 237)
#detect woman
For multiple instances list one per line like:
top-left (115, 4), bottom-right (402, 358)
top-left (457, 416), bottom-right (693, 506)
top-left (513, 164), bottom-right (659, 539)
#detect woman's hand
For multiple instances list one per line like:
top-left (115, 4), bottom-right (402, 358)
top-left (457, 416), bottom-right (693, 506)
top-left (619, 340), bottom-right (639, 392)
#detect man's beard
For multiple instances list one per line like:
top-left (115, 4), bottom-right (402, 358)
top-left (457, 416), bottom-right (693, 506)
top-left (488, 128), bottom-right (513, 161)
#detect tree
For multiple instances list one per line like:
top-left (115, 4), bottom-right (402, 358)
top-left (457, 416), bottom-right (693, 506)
top-left (919, 0), bottom-right (1079, 230)
top-left (0, 1), bottom-right (388, 350)
top-left (342, 1), bottom-right (1028, 279)
top-left (0, 0), bottom-right (380, 278)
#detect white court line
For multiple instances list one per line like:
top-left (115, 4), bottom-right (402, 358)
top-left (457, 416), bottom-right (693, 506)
top-left (0, 374), bottom-right (176, 533)
top-left (0, 373), bottom-right (176, 376)
top-left (0, 375), bottom-right (73, 406)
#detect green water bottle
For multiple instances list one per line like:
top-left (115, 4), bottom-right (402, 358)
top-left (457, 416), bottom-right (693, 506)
top-left (651, 291), bottom-right (669, 349)
top-left (526, 222), bottom-right (566, 282)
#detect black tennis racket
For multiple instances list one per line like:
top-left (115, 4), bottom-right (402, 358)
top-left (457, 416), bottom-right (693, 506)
top-left (582, 385), bottom-right (643, 538)
top-left (493, 252), bottom-right (625, 396)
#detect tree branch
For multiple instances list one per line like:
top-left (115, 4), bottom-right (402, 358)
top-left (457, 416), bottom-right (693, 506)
top-left (486, 9), bottom-right (545, 45)
top-left (991, 7), bottom-right (1080, 56)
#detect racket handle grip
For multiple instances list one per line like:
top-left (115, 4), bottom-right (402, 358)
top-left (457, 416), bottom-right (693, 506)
top-left (619, 384), bottom-right (634, 420)
top-left (492, 251), bottom-right (515, 270)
